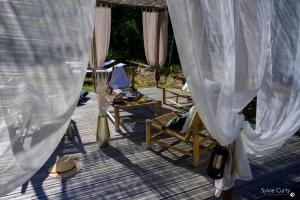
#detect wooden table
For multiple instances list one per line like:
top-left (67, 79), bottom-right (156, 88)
top-left (108, 100), bottom-right (161, 131)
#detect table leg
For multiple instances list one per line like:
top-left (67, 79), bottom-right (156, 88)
top-left (156, 101), bottom-right (161, 116)
top-left (146, 120), bottom-right (152, 149)
top-left (114, 105), bottom-right (120, 131)
top-left (193, 133), bottom-right (200, 167)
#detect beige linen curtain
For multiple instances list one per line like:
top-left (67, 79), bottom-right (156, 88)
top-left (143, 9), bottom-right (168, 86)
top-left (90, 5), bottom-right (111, 89)
top-left (90, 6), bottom-right (111, 69)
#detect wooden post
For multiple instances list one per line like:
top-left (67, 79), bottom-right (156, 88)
top-left (156, 101), bottom-right (161, 116)
top-left (155, 69), bottom-right (160, 88)
top-left (192, 133), bottom-right (200, 167)
top-left (146, 120), bottom-right (152, 149)
top-left (176, 94), bottom-right (179, 103)
top-left (92, 69), bottom-right (97, 92)
top-left (162, 88), bottom-right (166, 104)
top-left (114, 105), bottom-right (120, 131)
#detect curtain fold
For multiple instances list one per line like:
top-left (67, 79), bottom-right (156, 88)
top-left (167, 0), bottom-right (268, 147)
top-left (167, 0), bottom-right (300, 196)
top-left (241, 0), bottom-right (300, 156)
top-left (142, 10), bottom-right (168, 68)
top-left (0, 0), bottom-right (95, 196)
top-left (90, 6), bottom-right (111, 70)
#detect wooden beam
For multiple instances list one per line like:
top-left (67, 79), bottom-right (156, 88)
top-left (146, 120), bottom-right (152, 149)
top-left (152, 139), bottom-right (192, 157)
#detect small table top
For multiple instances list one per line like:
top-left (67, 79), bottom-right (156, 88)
top-left (109, 89), bottom-right (160, 108)
top-left (115, 99), bottom-right (160, 109)
top-left (106, 89), bottom-right (161, 131)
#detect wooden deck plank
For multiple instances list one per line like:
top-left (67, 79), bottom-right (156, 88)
top-left (41, 167), bottom-right (203, 200)
top-left (1, 89), bottom-right (300, 200)
top-left (232, 166), bottom-right (300, 200)
top-left (121, 138), bottom-right (300, 200)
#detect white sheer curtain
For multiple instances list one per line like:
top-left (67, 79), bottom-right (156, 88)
top-left (167, 0), bottom-right (268, 147)
top-left (0, 0), bottom-right (95, 196)
top-left (167, 0), bottom-right (300, 195)
top-left (242, 1), bottom-right (300, 156)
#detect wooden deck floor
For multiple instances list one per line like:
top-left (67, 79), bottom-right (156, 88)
top-left (1, 88), bottom-right (300, 200)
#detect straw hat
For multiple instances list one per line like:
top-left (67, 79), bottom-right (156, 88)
top-left (48, 156), bottom-right (82, 178)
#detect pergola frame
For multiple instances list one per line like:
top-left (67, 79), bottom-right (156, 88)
top-left (96, 0), bottom-right (169, 88)
top-left (98, 0), bottom-right (167, 9)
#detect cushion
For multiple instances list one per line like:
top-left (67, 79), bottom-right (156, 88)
top-left (182, 82), bottom-right (190, 92)
top-left (180, 106), bottom-right (196, 133)
top-left (166, 112), bottom-right (188, 130)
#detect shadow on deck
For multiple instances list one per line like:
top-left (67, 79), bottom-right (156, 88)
top-left (1, 88), bottom-right (300, 200)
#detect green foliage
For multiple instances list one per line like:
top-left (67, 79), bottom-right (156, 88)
top-left (161, 64), bottom-right (182, 76)
top-left (82, 76), bottom-right (93, 92)
top-left (82, 84), bottom-right (93, 92)
top-left (161, 64), bottom-right (182, 88)
top-left (169, 64), bottom-right (182, 71)
top-left (107, 49), bottom-right (125, 60)
top-left (163, 74), bottom-right (172, 88)
top-left (118, 19), bottom-right (141, 46)
top-left (110, 6), bottom-right (144, 61)
top-left (134, 81), bottom-right (155, 88)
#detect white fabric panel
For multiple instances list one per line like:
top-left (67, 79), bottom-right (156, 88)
top-left (242, 0), bottom-right (300, 156)
top-left (167, 0), bottom-right (300, 195)
top-left (167, 0), bottom-right (268, 146)
top-left (0, 0), bottom-right (95, 196)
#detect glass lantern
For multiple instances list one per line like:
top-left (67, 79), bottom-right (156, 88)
top-left (207, 144), bottom-right (229, 179)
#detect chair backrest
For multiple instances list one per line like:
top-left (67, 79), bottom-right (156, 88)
top-left (184, 111), bottom-right (205, 142)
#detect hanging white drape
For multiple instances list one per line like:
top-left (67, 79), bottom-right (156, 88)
top-left (142, 9), bottom-right (168, 68)
top-left (167, 0), bottom-right (268, 147)
top-left (0, 0), bottom-right (95, 196)
top-left (242, 0), bottom-right (300, 156)
top-left (90, 6), bottom-right (111, 70)
top-left (167, 0), bottom-right (300, 196)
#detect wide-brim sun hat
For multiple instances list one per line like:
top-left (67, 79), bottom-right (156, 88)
top-left (48, 155), bottom-right (82, 178)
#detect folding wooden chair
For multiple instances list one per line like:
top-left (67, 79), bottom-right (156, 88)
top-left (146, 111), bottom-right (217, 167)
top-left (162, 70), bottom-right (193, 111)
